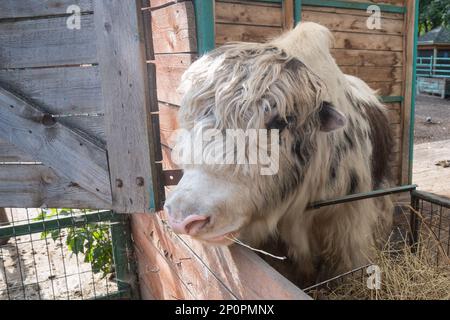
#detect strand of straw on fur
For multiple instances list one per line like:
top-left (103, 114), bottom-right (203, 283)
top-left (407, 205), bottom-right (450, 263)
top-left (225, 235), bottom-right (287, 261)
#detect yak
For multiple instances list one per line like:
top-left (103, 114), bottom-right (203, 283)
top-left (164, 22), bottom-right (394, 287)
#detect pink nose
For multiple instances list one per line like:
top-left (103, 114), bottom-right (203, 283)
top-left (168, 215), bottom-right (210, 236)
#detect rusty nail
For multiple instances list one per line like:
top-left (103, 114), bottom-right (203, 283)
top-left (116, 179), bottom-right (123, 188)
top-left (136, 177), bottom-right (145, 186)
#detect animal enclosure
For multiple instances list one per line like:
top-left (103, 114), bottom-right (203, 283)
top-left (0, 0), bottom-right (431, 300)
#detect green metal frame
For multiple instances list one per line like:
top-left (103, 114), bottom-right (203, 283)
top-left (0, 210), bottom-right (139, 300)
top-left (193, 0), bottom-right (215, 55)
top-left (408, 1), bottom-right (420, 183)
top-left (295, 0), bottom-right (302, 24)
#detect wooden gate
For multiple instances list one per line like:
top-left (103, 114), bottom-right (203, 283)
top-left (0, 0), bottom-right (164, 213)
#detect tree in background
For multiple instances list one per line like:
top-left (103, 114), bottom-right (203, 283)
top-left (419, 0), bottom-right (450, 34)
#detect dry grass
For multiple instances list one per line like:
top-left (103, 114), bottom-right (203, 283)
top-left (308, 210), bottom-right (450, 300)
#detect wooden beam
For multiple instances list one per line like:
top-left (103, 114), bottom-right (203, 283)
top-left (94, 0), bottom-right (163, 213)
top-left (0, 0), bottom-right (93, 19)
top-left (283, 0), bottom-right (295, 30)
top-left (0, 86), bottom-right (112, 205)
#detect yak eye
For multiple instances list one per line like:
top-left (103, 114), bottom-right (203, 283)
top-left (266, 116), bottom-right (295, 131)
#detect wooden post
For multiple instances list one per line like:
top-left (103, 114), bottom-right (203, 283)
top-left (94, 0), bottom-right (164, 213)
top-left (283, 0), bottom-right (295, 30)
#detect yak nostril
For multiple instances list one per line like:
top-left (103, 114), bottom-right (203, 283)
top-left (169, 214), bottom-right (210, 235)
top-left (184, 216), bottom-right (210, 235)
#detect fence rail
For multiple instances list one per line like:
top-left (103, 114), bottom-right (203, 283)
top-left (417, 56), bottom-right (450, 79)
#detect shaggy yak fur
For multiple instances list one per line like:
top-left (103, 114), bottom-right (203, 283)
top-left (164, 22), bottom-right (395, 287)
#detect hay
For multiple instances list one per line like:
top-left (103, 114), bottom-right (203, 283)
top-left (308, 214), bottom-right (450, 300)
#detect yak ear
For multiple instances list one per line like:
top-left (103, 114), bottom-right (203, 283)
top-left (319, 101), bottom-right (346, 132)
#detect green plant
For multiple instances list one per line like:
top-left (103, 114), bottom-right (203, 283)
top-left (34, 208), bottom-right (114, 278)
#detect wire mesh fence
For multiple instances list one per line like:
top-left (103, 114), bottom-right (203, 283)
top-left (303, 190), bottom-right (450, 299)
top-left (0, 208), bottom-right (137, 300)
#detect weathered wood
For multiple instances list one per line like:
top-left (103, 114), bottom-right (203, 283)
top-left (282, 0), bottom-right (295, 30)
top-left (401, 0), bottom-right (417, 184)
top-left (302, 9), bottom-right (404, 35)
top-left (159, 102), bottom-right (179, 147)
top-left (366, 81), bottom-right (403, 96)
top-left (131, 213), bottom-right (236, 299)
top-left (0, 14), bottom-right (97, 69)
top-left (151, 1), bottom-right (197, 54)
top-left (0, 86), bottom-right (112, 205)
top-left (340, 66), bottom-right (403, 83)
top-left (58, 115), bottom-right (106, 144)
top-left (302, 5), bottom-right (404, 20)
top-left (332, 49), bottom-right (403, 67)
top-left (0, 138), bottom-right (35, 162)
top-left (94, 0), bottom-right (163, 213)
top-left (0, 66), bottom-right (102, 115)
top-left (216, 23), bottom-right (283, 45)
top-left (132, 213), bottom-right (311, 299)
top-left (0, 164), bottom-right (111, 208)
top-left (332, 32), bottom-right (403, 51)
top-left (155, 53), bottom-right (196, 106)
top-left (0, 0), bottom-right (93, 19)
top-left (215, 1), bottom-right (282, 27)
top-left (0, 208), bottom-right (10, 245)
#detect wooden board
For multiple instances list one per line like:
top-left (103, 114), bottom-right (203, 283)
top-left (302, 5), bottom-right (404, 20)
top-left (332, 32), bottom-right (403, 51)
top-left (331, 49), bottom-right (402, 67)
top-left (0, 165), bottom-right (110, 208)
top-left (0, 66), bottom-right (102, 115)
top-left (216, 24), bottom-right (283, 45)
top-left (131, 212), bottom-right (311, 299)
top-left (155, 53), bottom-right (196, 106)
top-left (215, 1), bottom-right (282, 27)
top-left (302, 9), bottom-right (404, 36)
top-left (340, 66), bottom-right (403, 83)
top-left (58, 115), bottom-right (106, 144)
top-left (0, 14), bottom-right (97, 69)
top-left (151, 1), bottom-right (197, 54)
top-left (0, 139), bottom-right (35, 162)
top-left (94, 0), bottom-right (163, 213)
top-left (0, 87), bottom-right (112, 205)
top-left (0, 0), bottom-right (93, 19)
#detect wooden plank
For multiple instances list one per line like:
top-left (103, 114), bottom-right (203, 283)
top-left (332, 32), bottom-right (403, 51)
top-left (0, 66), bottom-right (102, 115)
top-left (131, 213), bottom-right (236, 299)
top-left (282, 0), bottom-right (295, 30)
top-left (0, 14), bottom-right (97, 69)
top-left (133, 212), bottom-right (310, 299)
top-left (340, 66), bottom-right (403, 82)
top-left (366, 81), bottom-right (403, 96)
top-left (216, 23), bottom-right (283, 45)
top-left (0, 165), bottom-right (111, 208)
top-left (0, 87), bottom-right (112, 205)
top-left (401, 0), bottom-right (417, 184)
top-left (302, 10), bottom-right (404, 35)
top-left (215, 1), bottom-right (282, 27)
top-left (94, 0), bottom-right (163, 213)
top-left (302, 5), bottom-right (404, 20)
top-left (301, 0), bottom-right (406, 13)
top-left (0, 0), bottom-right (93, 19)
top-left (151, 1), bottom-right (197, 54)
top-left (332, 49), bottom-right (402, 67)
top-left (155, 53), bottom-right (196, 106)
top-left (58, 115), bottom-right (106, 144)
top-left (159, 102), bottom-right (179, 147)
top-left (0, 139), bottom-right (35, 162)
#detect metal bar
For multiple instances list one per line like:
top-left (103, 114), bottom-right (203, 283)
top-left (0, 210), bottom-right (118, 239)
top-left (411, 190), bottom-right (450, 209)
top-left (409, 193), bottom-right (421, 253)
top-left (301, 0), bottom-right (406, 14)
top-left (294, 0), bottom-right (302, 24)
top-left (307, 185), bottom-right (417, 209)
top-left (408, 0), bottom-right (420, 183)
top-left (193, 0), bottom-right (215, 55)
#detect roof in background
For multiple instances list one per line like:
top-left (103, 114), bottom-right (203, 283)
top-left (419, 26), bottom-right (450, 45)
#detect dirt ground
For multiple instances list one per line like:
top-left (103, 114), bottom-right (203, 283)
top-left (414, 94), bottom-right (450, 144)
top-left (0, 209), bottom-right (117, 300)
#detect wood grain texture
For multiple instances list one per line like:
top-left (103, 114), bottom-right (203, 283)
top-left (215, 1), bottom-right (282, 27)
top-left (155, 53), bottom-right (196, 106)
top-left (0, 87), bottom-right (112, 205)
top-left (58, 115), bottom-right (106, 144)
top-left (302, 5), bottom-right (404, 20)
top-left (282, 0), bottom-right (295, 30)
top-left (0, 14), bottom-right (97, 69)
top-left (366, 81), bottom-right (403, 96)
top-left (131, 212), bottom-right (311, 299)
top-left (331, 49), bottom-right (402, 67)
top-left (216, 23), bottom-right (283, 45)
top-left (0, 0), bottom-right (93, 19)
top-left (400, 0), bottom-right (416, 184)
top-left (340, 66), bottom-right (403, 82)
top-left (151, 1), bottom-right (197, 54)
top-left (0, 139), bottom-right (35, 162)
top-left (94, 0), bottom-right (163, 213)
top-left (0, 66), bottom-right (102, 115)
top-left (0, 164), bottom-right (111, 209)
top-left (302, 10), bottom-right (404, 35)
top-left (332, 32), bottom-right (403, 51)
